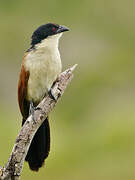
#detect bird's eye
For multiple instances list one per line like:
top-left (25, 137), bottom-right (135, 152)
top-left (52, 27), bottom-right (56, 32)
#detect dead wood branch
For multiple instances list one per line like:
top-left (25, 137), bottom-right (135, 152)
top-left (0, 64), bottom-right (77, 180)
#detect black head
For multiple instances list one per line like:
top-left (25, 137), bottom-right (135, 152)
top-left (31, 23), bottom-right (69, 47)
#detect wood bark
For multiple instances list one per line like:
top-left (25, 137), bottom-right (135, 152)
top-left (0, 64), bottom-right (77, 180)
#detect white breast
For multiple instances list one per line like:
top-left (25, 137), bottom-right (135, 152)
top-left (25, 34), bottom-right (62, 102)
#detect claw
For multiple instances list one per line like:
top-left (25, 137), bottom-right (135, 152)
top-left (48, 88), bottom-right (57, 101)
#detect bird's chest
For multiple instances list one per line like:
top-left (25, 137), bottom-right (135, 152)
top-left (25, 49), bottom-right (62, 102)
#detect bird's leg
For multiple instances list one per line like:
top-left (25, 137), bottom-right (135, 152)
top-left (29, 101), bottom-right (36, 123)
top-left (29, 101), bottom-right (42, 123)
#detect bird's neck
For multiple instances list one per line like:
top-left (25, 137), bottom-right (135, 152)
top-left (34, 33), bottom-right (62, 52)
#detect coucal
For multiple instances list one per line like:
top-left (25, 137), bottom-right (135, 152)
top-left (18, 23), bottom-right (69, 171)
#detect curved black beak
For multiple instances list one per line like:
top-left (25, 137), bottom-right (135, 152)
top-left (57, 25), bottom-right (69, 33)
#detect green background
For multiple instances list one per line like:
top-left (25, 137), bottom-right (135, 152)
top-left (1, 0), bottom-right (135, 179)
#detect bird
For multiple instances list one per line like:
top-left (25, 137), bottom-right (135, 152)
top-left (18, 23), bottom-right (69, 171)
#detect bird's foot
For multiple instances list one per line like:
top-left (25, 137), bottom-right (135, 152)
top-left (48, 88), bottom-right (57, 101)
top-left (29, 101), bottom-right (41, 123)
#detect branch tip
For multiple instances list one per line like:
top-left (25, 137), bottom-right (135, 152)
top-left (70, 64), bottom-right (78, 72)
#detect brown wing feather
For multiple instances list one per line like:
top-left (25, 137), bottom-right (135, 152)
top-left (18, 53), bottom-right (30, 120)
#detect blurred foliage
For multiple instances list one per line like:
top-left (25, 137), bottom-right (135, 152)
top-left (0, 0), bottom-right (135, 179)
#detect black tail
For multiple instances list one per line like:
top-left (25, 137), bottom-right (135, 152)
top-left (24, 117), bottom-right (50, 171)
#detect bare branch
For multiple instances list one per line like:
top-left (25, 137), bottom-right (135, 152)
top-left (0, 64), bottom-right (77, 180)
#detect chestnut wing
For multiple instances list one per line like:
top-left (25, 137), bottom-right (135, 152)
top-left (18, 54), bottom-right (30, 120)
